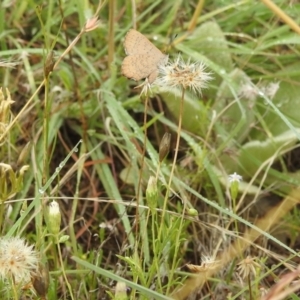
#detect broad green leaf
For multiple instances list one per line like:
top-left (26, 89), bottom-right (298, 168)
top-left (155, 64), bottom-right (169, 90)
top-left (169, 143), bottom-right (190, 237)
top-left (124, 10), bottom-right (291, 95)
top-left (255, 81), bottom-right (300, 138)
top-left (213, 68), bottom-right (255, 144)
top-left (238, 129), bottom-right (300, 177)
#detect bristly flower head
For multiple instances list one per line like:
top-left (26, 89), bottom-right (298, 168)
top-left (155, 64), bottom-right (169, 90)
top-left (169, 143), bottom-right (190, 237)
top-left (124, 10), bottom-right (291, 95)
top-left (239, 81), bottom-right (280, 102)
top-left (186, 254), bottom-right (218, 273)
top-left (0, 236), bottom-right (38, 284)
top-left (156, 54), bottom-right (212, 94)
top-left (262, 81), bottom-right (280, 100)
top-left (237, 255), bottom-right (261, 279)
top-left (239, 81), bottom-right (259, 102)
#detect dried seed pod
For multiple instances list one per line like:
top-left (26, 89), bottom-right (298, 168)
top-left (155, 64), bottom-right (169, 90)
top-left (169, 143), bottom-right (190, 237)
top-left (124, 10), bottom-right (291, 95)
top-left (44, 51), bottom-right (55, 78)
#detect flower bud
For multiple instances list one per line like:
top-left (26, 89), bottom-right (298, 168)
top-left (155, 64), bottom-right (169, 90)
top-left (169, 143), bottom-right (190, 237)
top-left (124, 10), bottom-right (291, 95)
top-left (44, 51), bottom-right (55, 78)
top-left (21, 200), bottom-right (27, 215)
top-left (187, 208), bottom-right (198, 216)
top-left (59, 235), bottom-right (70, 243)
top-left (17, 142), bottom-right (31, 166)
top-left (0, 87), bottom-right (14, 126)
top-left (84, 17), bottom-right (101, 32)
top-left (46, 201), bottom-right (61, 236)
top-left (115, 281), bottom-right (128, 300)
top-left (230, 181), bottom-right (239, 201)
top-left (159, 132), bottom-right (171, 162)
top-left (228, 172), bottom-right (242, 201)
top-left (146, 176), bottom-right (158, 211)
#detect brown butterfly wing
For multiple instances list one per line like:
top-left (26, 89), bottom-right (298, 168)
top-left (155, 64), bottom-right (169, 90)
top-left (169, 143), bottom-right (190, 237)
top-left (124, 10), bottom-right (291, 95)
top-left (122, 29), bottom-right (167, 82)
top-left (123, 29), bottom-right (164, 56)
top-left (122, 53), bottom-right (167, 82)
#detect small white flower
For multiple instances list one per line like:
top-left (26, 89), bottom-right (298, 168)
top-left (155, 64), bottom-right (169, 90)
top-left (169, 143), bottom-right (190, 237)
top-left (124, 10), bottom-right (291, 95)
top-left (228, 172), bottom-right (242, 183)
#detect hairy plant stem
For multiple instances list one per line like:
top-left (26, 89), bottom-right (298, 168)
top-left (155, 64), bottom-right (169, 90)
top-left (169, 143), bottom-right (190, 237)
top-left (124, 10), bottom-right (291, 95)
top-left (136, 94), bottom-right (150, 266)
top-left (158, 88), bottom-right (185, 293)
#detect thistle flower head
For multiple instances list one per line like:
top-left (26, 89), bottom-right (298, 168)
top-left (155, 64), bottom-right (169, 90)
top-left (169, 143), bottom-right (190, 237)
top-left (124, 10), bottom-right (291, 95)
top-left (156, 54), bottom-right (212, 94)
top-left (238, 81), bottom-right (259, 102)
top-left (239, 81), bottom-right (280, 102)
top-left (237, 255), bottom-right (260, 279)
top-left (262, 81), bottom-right (280, 99)
top-left (0, 236), bottom-right (38, 284)
top-left (84, 16), bottom-right (101, 32)
top-left (186, 255), bottom-right (218, 273)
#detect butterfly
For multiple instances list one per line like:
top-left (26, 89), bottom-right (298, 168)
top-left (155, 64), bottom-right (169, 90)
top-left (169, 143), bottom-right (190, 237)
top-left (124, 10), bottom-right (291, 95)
top-left (121, 29), bottom-right (168, 84)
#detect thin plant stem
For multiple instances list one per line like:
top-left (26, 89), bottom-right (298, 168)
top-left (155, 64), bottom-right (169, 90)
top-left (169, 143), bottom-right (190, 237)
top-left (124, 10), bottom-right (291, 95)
top-left (261, 0), bottom-right (300, 34)
top-left (248, 273), bottom-right (253, 300)
top-left (135, 95), bottom-right (150, 263)
top-left (151, 211), bottom-right (163, 291)
top-left (130, 0), bottom-right (137, 29)
top-left (158, 88), bottom-right (185, 255)
top-left (11, 276), bottom-right (18, 300)
top-left (206, 280), bottom-right (213, 299)
top-left (40, 65), bottom-right (50, 241)
top-left (56, 237), bottom-right (75, 300)
top-left (42, 66), bottom-right (50, 184)
top-left (69, 192), bottom-right (79, 254)
top-left (155, 161), bottom-right (161, 182)
top-left (232, 195), bottom-right (240, 249)
top-left (0, 202), bottom-right (4, 233)
top-left (166, 88), bottom-right (185, 204)
top-left (108, 0), bottom-right (115, 67)
top-left (169, 88), bottom-right (185, 185)
top-left (188, 0), bottom-right (205, 32)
